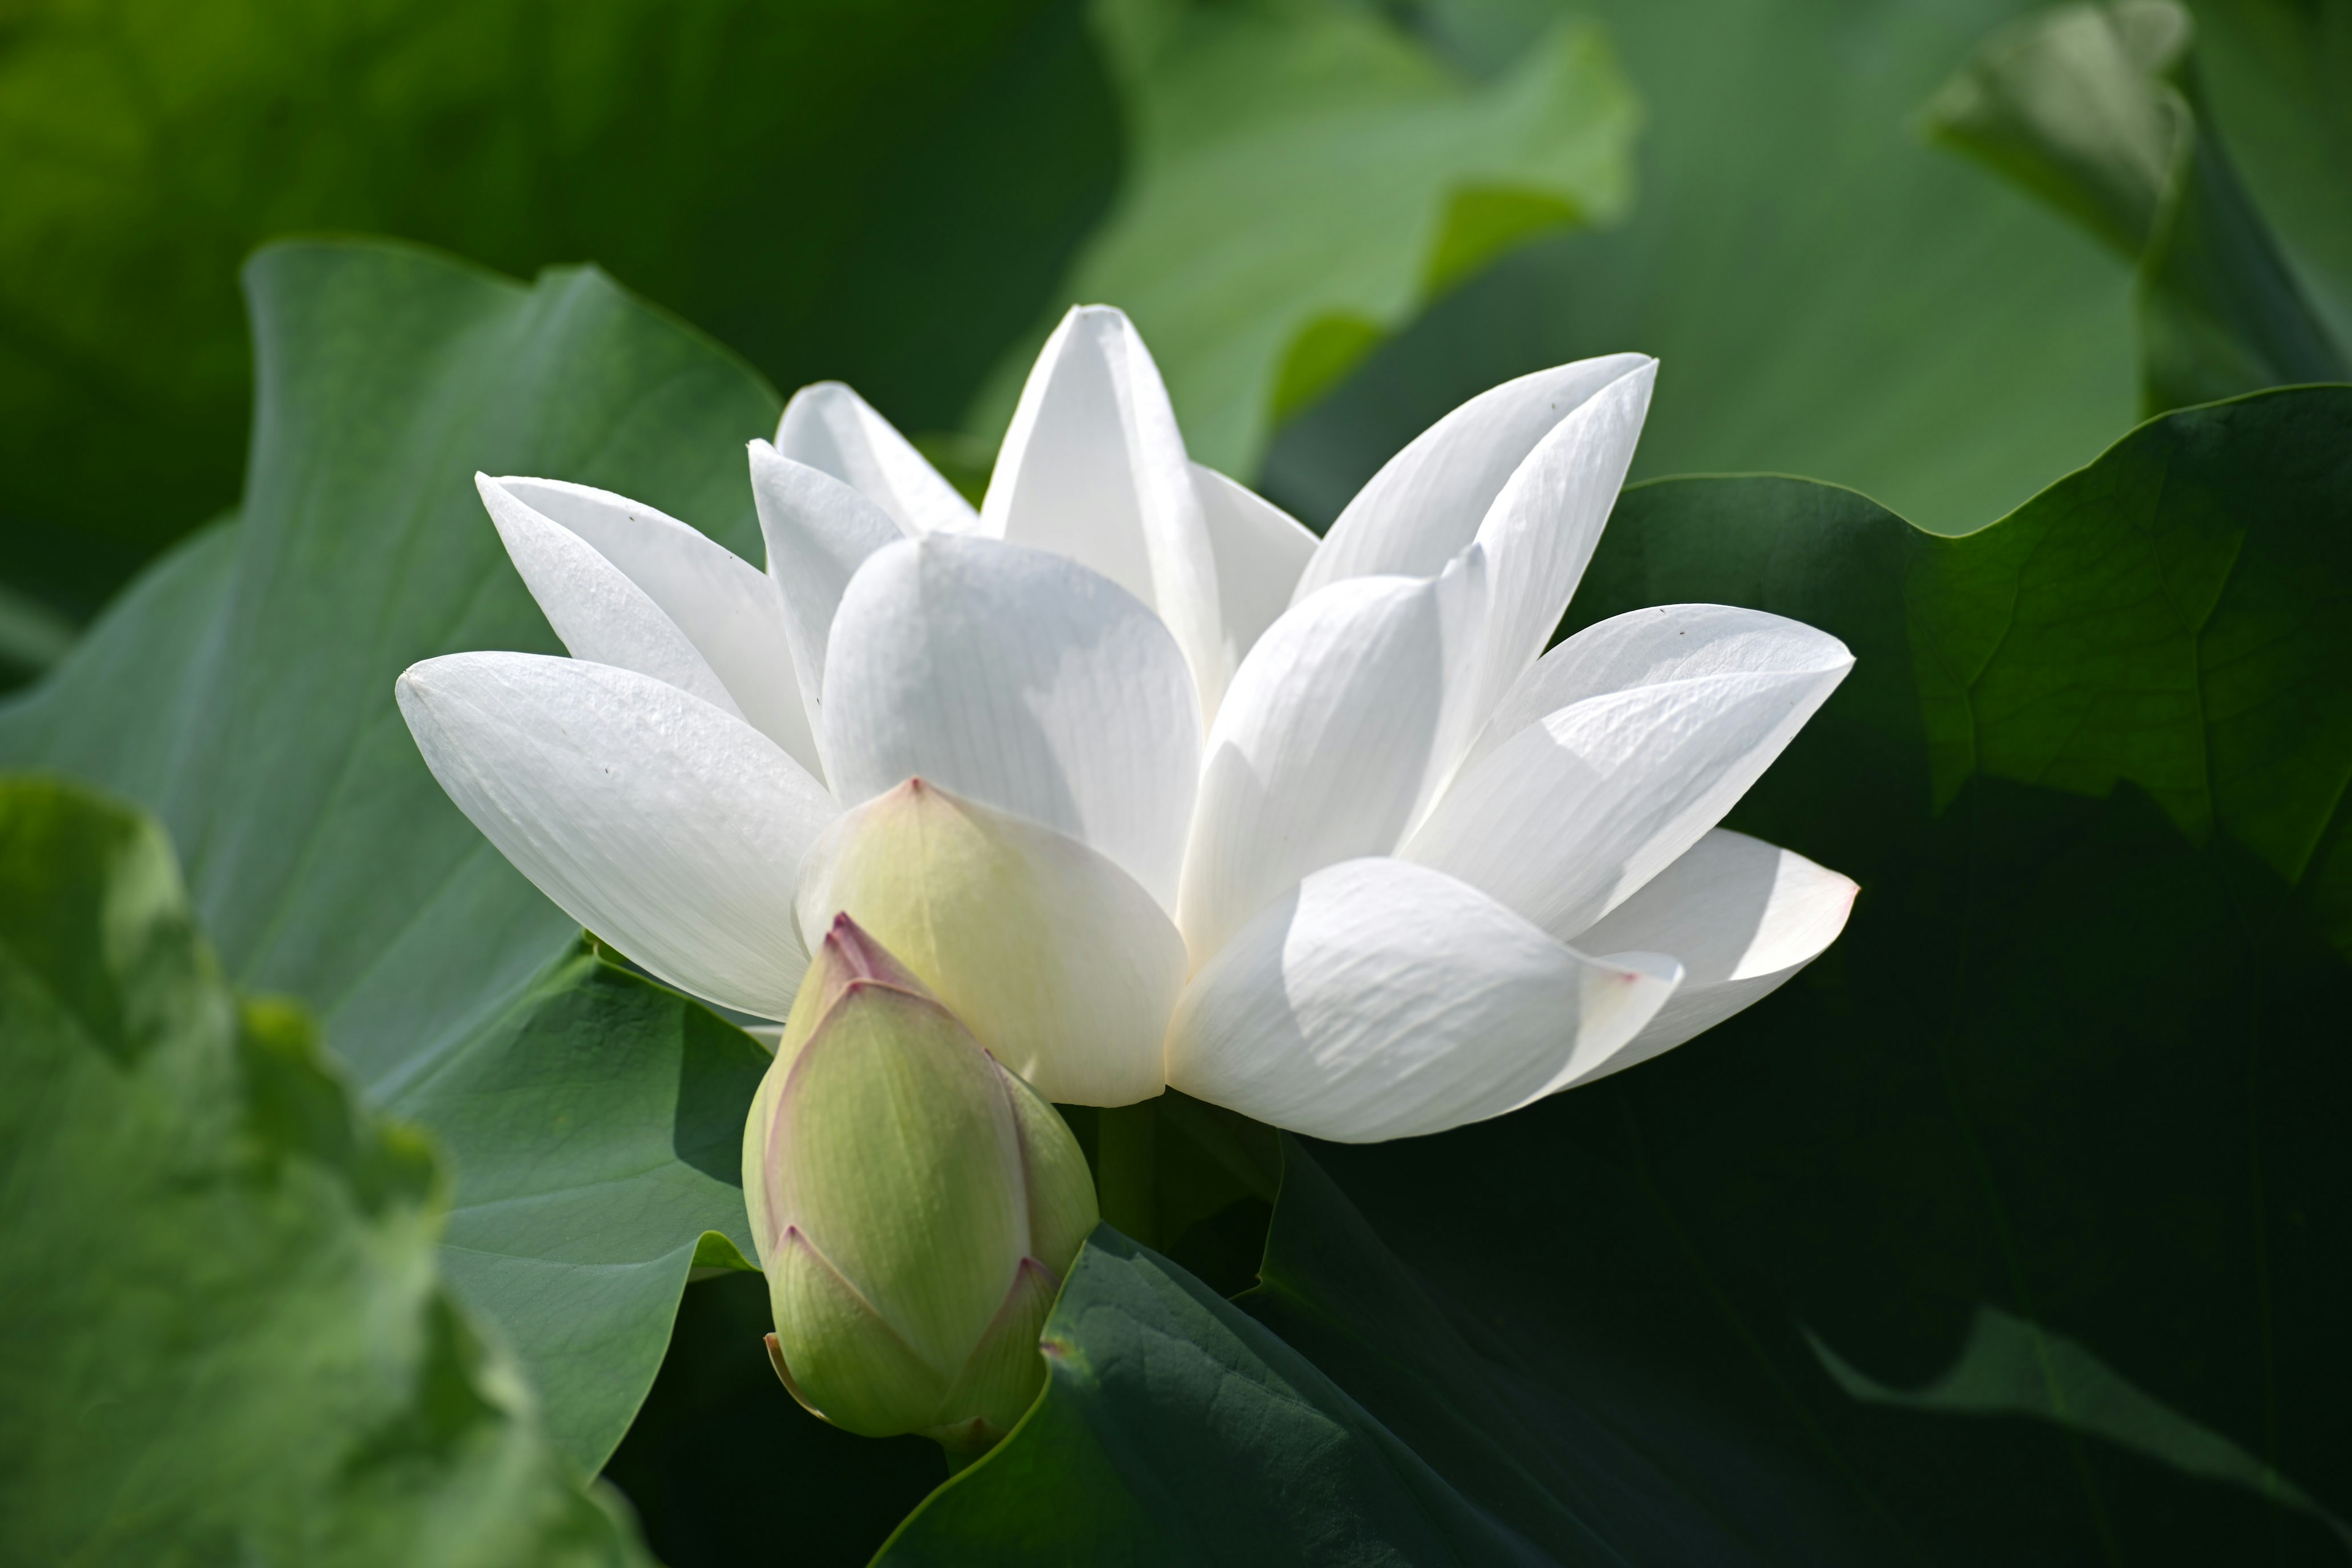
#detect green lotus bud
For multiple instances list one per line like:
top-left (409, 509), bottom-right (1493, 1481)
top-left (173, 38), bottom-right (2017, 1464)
top-left (741, 912), bottom-right (1098, 1455)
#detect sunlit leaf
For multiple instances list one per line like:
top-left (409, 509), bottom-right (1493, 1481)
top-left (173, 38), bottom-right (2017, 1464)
top-left (0, 239), bottom-right (782, 1476)
top-left (0, 774), bottom-right (649, 1566)
top-left (967, 0), bottom-right (1638, 476)
top-left (1267, 0), bottom-right (2142, 535)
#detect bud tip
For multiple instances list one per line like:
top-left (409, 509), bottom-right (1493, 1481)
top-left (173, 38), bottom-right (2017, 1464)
top-left (818, 911), bottom-right (924, 992)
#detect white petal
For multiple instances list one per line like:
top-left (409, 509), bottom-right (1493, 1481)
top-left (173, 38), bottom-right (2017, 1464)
top-left (981, 306), bottom-right (1227, 715)
top-left (1294, 354), bottom-right (1654, 601)
top-left (478, 475), bottom-right (741, 716)
top-left (748, 440), bottom-right (905, 780)
top-left (796, 780), bottom-right (1183, 1107)
top-left (1164, 858), bottom-right (1679, 1142)
top-left (775, 380), bottom-right (980, 537)
top-left (1403, 653), bottom-right (1852, 944)
top-left (1566, 829), bottom-right (1858, 1085)
top-left (396, 652), bottom-right (838, 1019)
top-left (1460, 363), bottom-right (1655, 733)
top-left (1193, 461), bottom-right (1320, 677)
top-left (823, 534), bottom-right (1200, 911)
top-left (1178, 549), bottom-right (1487, 963)
top-left (1464, 603), bottom-right (1851, 774)
top-left (483, 475), bottom-right (823, 780)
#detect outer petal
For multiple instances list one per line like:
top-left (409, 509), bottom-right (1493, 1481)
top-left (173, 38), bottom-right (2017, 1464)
top-left (772, 980), bottom-right (1026, 1376)
top-left (1402, 658), bottom-right (1852, 946)
top-left (997, 1061), bottom-right (1099, 1268)
top-left (478, 475), bottom-right (740, 715)
top-left (776, 380), bottom-right (980, 537)
top-left (1294, 354), bottom-right (1654, 600)
top-left (797, 781), bottom-right (1184, 1107)
top-left (1463, 603), bottom-right (1850, 774)
top-left (823, 533), bottom-right (1200, 910)
top-left (981, 306), bottom-right (1227, 715)
top-left (1164, 858), bottom-right (1679, 1142)
top-left (484, 476), bottom-right (821, 778)
top-left (1192, 461), bottom-right (1319, 676)
top-left (934, 1257), bottom-right (1060, 1438)
top-left (1567, 829), bottom-right (1858, 1084)
top-left (1460, 363), bottom-right (1655, 732)
top-left (770, 1229), bottom-right (952, 1437)
top-left (1178, 549), bottom-right (1487, 963)
top-left (748, 439), bottom-right (905, 777)
top-left (395, 652), bottom-right (836, 1019)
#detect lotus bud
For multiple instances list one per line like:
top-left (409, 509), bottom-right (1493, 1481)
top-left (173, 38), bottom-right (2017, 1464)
top-left (741, 913), bottom-right (1098, 1454)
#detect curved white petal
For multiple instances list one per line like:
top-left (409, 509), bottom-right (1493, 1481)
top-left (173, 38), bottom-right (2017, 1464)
top-left (823, 534), bottom-right (1200, 910)
top-left (1294, 353), bottom-right (1654, 601)
top-left (1464, 603), bottom-right (1850, 774)
top-left (796, 781), bottom-right (1183, 1107)
top-left (748, 440), bottom-right (906, 780)
top-left (981, 306), bottom-right (1227, 715)
top-left (1178, 549), bottom-right (1487, 963)
top-left (1164, 858), bottom-right (1679, 1142)
top-left (478, 475), bottom-right (741, 715)
top-left (1192, 461), bottom-right (1319, 677)
top-left (1460, 363), bottom-right (1655, 731)
top-left (1402, 652), bottom-right (1852, 944)
top-left (396, 652), bottom-right (838, 1019)
top-left (1566, 829), bottom-right (1857, 1085)
top-left (483, 475), bottom-right (822, 780)
top-left (775, 380), bottom-right (980, 537)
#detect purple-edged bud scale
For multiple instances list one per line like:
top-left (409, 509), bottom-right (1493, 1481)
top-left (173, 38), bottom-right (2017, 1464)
top-left (741, 913), bottom-right (1097, 1454)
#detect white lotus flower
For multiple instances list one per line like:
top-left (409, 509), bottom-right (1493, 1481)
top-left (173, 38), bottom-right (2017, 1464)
top-left (397, 307), bottom-right (1858, 1142)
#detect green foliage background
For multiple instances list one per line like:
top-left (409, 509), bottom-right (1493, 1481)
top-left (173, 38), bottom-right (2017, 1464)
top-left (1, 0), bottom-right (2347, 1562)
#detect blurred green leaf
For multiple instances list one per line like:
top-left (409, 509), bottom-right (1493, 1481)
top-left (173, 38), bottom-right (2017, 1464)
top-left (0, 773), bottom-right (649, 1566)
top-left (1922, 0), bottom-right (2194, 256)
top-left (1923, 1), bottom-right (2348, 414)
top-left (0, 0), bottom-right (1116, 620)
top-left (967, 0), bottom-right (1638, 476)
top-left (1267, 0), bottom-right (2141, 536)
top-left (0, 239), bottom-right (785, 1476)
top-left (2185, 0), bottom-right (2352, 356)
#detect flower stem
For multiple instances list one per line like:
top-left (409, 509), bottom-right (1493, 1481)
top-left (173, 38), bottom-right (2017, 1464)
top-left (1095, 1099), bottom-right (1159, 1248)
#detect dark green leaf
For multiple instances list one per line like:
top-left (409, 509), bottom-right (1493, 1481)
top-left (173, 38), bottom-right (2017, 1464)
top-left (605, 1272), bottom-right (948, 1568)
top-left (1267, 0), bottom-right (2142, 536)
top-left (881, 388), bottom-right (2352, 1561)
top-left (0, 773), bottom-right (648, 1566)
top-left (0, 0), bottom-right (1114, 616)
top-left (879, 1226), bottom-right (1559, 1564)
top-left (0, 238), bottom-right (783, 1475)
top-left (1290, 389), bottom-right (2352, 1559)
